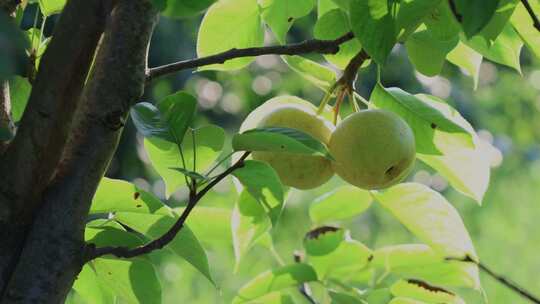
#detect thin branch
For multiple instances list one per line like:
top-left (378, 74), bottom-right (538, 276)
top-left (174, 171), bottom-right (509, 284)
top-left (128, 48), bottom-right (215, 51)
top-left (521, 0), bottom-right (540, 32)
top-left (87, 152), bottom-right (251, 261)
top-left (146, 31), bottom-right (354, 82)
top-left (448, 0), bottom-right (463, 23)
top-left (447, 256), bottom-right (540, 304)
top-left (294, 252), bottom-right (318, 304)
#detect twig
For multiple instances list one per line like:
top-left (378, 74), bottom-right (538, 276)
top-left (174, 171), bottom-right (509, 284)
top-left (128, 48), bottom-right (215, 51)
top-left (447, 255), bottom-right (540, 304)
top-left (145, 31), bottom-right (354, 82)
top-left (294, 252), bottom-right (318, 304)
top-left (448, 0), bottom-right (463, 23)
top-left (86, 152), bottom-right (251, 261)
top-left (521, 0), bottom-right (540, 32)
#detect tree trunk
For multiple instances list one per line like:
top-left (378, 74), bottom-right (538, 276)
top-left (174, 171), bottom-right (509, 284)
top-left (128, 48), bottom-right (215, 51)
top-left (0, 0), bottom-right (157, 303)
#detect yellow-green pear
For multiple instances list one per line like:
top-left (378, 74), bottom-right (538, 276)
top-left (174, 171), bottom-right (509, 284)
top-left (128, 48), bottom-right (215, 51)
top-left (242, 96), bottom-right (335, 189)
top-left (329, 109), bottom-right (415, 190)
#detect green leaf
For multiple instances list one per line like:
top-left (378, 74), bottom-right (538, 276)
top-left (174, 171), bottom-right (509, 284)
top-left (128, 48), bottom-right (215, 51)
top-left (162, 0), bottom-right (216, 19)
top-left (38, 0), bottom-right (66, 16)
top-left (314, 9), bottom-right (363, 69)
top-left (478, 0), bottom-right (519, 42)
top-left (169, 167), bottom-right (209, 182)
top-left (281, 55), bottom-right (337, 91)
top-left (365, 289), bottom-right (393, 304)
top-left (446, 42), bottom-right (482, 89)
top-left (145, 125), bottom-right (225, 196)
top-left (349, 0), bottom-right (397, 64)
top-left (511, 1), bottom-right (540, 59)
top-left (372, 244), bottom-right (480, 289)
top-left (405, 29), bottom-right (458, 76)
top-left (329, 291), bottom-right (367, 304)
top-left (372, 183), bottom-right (478, 260)
top-left (415, 94), bottom-right (490, 203)
top-left (465, 24), bottom-right (523, 73)
top-left (175, 207), bottom-right (232, 243)
top-left (90, 178), bottom-right (171, 215)
top-left (308, 239), bottom-right (372, 282)
top-left (232, 263), bottom-right (318, 303)
top-left (389, 298), bottom-right (429, 304)
top-left (453, 0), bottom-right (500, 38)
top-left (131, 91), bottom-right (197, 143)
top-left (370, 85), bottom-right (474, 155)
top-left (260, 0), bottom-right (315, 43)
top-left (390, 279), bottom-right (465, 304)
top-left (197, 0), bottom-right (264, 70)
top-left (243, 292), bottom-right (295, 304)
top-left (395, 0), bottom-right (442, 41)
top-left (232, 160), bottom-right (284, 224)
top-left (232, 190), bottom-right (272, 270)
top-left (92, 258), bottom-right (161, 304)
top-left (0, 13), bottom-right (27, 82)
top-left (85, 225), bottom-right (143, 249)
top-left (8, 76), bottom-right (31, 123)
top-left (72, 265), bottom-right (110, 304)
top-left (115, 212), bottom-right (214, 284)
top-left (318, 0), bottom-right (340, 17)
top-left (309, 185), bottom-right (372, 224)
top-left (232, 127), bottom-right (333, 159)
top-left (304, 226), bottom-right (345, 256)
top-left (424, 1), bottom-right (461, 41)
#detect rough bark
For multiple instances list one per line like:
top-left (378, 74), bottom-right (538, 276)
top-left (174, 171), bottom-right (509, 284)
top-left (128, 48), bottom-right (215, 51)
top-left (0, 0), bottom-right (157, 302)
top-left (0, 0), bottom-right (111, 294)
top-left (0, 81), bottom-right (13, 153)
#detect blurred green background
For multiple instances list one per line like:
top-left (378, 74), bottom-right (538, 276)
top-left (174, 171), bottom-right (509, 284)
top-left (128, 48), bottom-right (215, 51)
top-left (19, 4), bottom-right (540, 303)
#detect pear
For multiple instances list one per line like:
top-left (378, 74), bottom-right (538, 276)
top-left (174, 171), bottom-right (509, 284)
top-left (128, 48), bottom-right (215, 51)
top-left (329, 109), bottom-right (415, 189)
top-left (241, 96), bottom-right (335, 189)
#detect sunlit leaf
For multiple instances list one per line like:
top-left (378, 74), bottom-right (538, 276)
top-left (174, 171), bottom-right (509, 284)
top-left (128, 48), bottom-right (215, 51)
top-left (465, 24), bottom-right (523, 73)
top-left (232, 190), bottom-right (272, 270)
top-left (145, 125), bottom-right (225, 196)
top-left (233, 127), bottom-right (332, 159)
top-left (90, 178), bottom-right (171, 215)
top-left (8, 76), bottom-right (31, 123)
top-left (282, 55), bottom-right (337, 92)
top-left (232, 263), bottom-right (318, 303)
top-left (92, 258), bottom-right (161, 304)
top-left (446, 42), bottom-right (482, 89)
top-left (309, 185), bottom-right (372, 224)
top-left (303, 226), bottom-right (345, 256)
top-left (197, 0), bottom-right (264, 70)
top-left (370, 85), bottom-right (474, 155)
top-left (115, 212), bottom-right (214, 284)
top-left (314, 9), bottom-right (363, 69)
top-left (38, 0), bottom-right (66, 16)
top-left (372, 183), bottom-right (478, 260)
top-left (260, 0), bottom-right (315, 43)
top-left (232, 160), bottom-right (284, 224)
top-left (390, 279), bottom-right (465, 304)
top-left (72, 265), bottom-right (110, 304)
top-left (405, 30), bottom-right (458, 77)
top-left (511, 1), bottom-right (540, 58)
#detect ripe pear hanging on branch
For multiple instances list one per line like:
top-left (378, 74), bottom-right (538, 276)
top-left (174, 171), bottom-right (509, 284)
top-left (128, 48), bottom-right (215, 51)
top-left (241, 96), bottom-right (335, 189)
top-left (329, 109), bottom-right (415, 190)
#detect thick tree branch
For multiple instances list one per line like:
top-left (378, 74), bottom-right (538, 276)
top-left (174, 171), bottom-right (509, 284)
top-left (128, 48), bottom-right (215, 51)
top-left (0, 0), bottom-right (110, 295)
top-left (0, 0), bottom-right (109, 223)
top-left (146, 31), bottom-right (354, 82)
top-left (0, 0), bottom-right (19, 15)
top-left (88, 152), bottom-right (251, 261)
top-left (0, 1), bottom-right (158, 302)
top-left (0, 81), bottom-right (14, 153)
top-left (521, 0), bottom-right (540, 32)
top-left (447, 256), bottom-right (540, 304)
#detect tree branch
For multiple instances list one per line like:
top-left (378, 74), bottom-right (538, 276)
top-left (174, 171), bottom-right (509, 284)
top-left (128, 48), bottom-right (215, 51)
top-left (0, 0), bottom-right (20, 15)
top-left (521, 0), bottom-right (540, 32)
top-left (0, 0), bottom-right (158, 302)
top-left (146, 31), bottom-right (354, 82)
top-left (87, 152), bottom-right (251, 261)
top-left (447, 256), bottom-right (540, 304)
top-left (0, 81), bottom-right (14, 154)
top-left (0, 0), bottom-right (109, 223)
